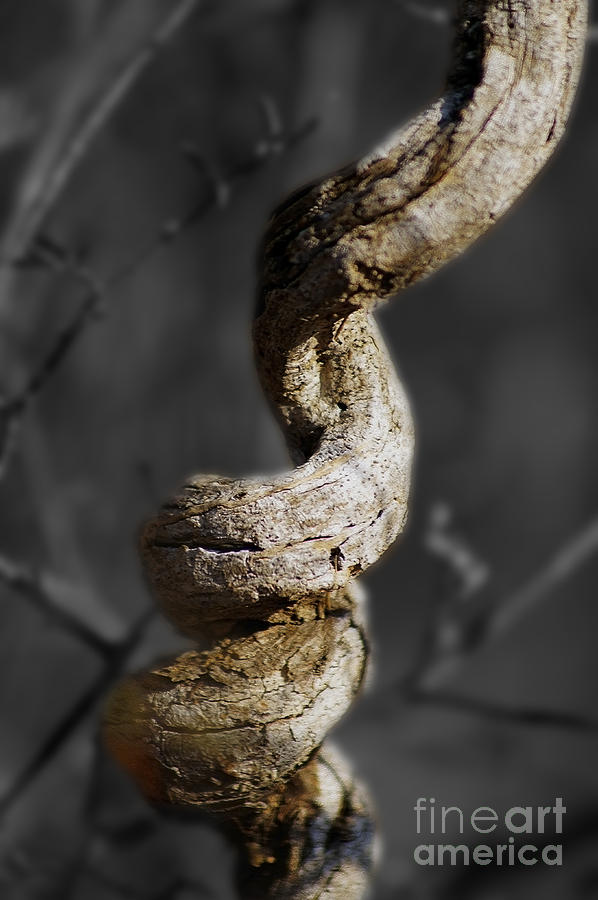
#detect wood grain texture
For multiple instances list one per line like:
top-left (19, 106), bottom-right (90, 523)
top-left (104, 588), bottom-right (367, 809)
top-left (104, 1), bottom-right (587, 894)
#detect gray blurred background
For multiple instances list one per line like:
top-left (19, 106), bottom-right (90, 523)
top-left (1, 1), bottom-right (598, 898)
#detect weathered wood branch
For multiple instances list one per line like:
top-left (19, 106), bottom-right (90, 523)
top-left (104, 1), bottom-right (587, 896)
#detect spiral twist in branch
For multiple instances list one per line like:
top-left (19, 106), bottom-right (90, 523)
top-left (104, 1), bottom-right (587, 894)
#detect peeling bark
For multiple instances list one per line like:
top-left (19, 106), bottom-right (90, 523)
top-left (103, 2), bottom-right (587, 896)
top-left (104, 588), bottom-right (368, 810)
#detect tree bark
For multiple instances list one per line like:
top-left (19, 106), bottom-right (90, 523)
top-left (104, 1), bottom-right (587, 896)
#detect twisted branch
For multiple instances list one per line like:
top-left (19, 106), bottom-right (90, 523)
top-left (104, 1), bottom-right (587, 896)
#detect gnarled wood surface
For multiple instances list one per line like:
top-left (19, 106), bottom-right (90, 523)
top-left (104, 2), bottom-right (587, 896)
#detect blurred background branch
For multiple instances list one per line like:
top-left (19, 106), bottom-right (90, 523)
top-left (403, 507), bottom-right (598, 697)
top-left (0, 0), bottom-right (203, 317)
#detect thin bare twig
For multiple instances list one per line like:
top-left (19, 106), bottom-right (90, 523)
top-left (416, 514), bottom-right (598, 693)
top-left (0, 112), bottom-right (317, 481)
top-left (487, 517), bottom-right (598, 643)
top-left (0, 607), bottom-right (154, 821)
top-left (1, 0), bottom-right (202, 270)
top-left (0, 245), bottom-right (103, 480)
top-left (423, 502), bottom-right (489, 602)
top-left (398, 504), bottom-right (491, 694)
top-left (391, 514), bottom-right (598, 731)
top-left (0, 553), bottom-right (113, 656)
top-left (126, 110), bottom-right (318, 278)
